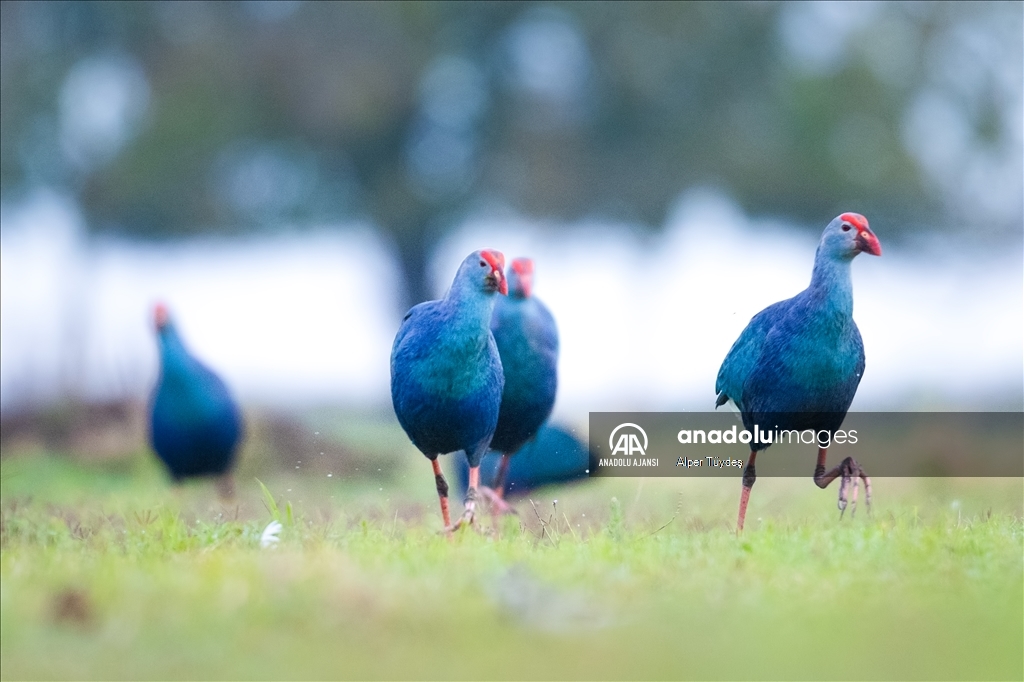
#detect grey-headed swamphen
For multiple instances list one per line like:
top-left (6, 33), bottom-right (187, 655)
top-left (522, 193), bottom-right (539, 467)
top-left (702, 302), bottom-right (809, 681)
top-left (482, 258), bottom-right (559, 513)
top-left (715, 213), bottom-right (881, 531)
top-left (390, 249), bottom-right (507, 531)
top-left (150, 303), bottom-right (242, 498)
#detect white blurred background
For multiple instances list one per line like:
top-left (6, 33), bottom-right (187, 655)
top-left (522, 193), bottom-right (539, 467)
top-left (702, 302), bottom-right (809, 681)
top-left (3, 188), bottom-right (1020, 418)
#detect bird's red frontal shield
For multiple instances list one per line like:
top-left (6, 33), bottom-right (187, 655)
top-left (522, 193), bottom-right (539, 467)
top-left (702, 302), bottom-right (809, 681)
top-left (480, 249), bottom-right (508, 295)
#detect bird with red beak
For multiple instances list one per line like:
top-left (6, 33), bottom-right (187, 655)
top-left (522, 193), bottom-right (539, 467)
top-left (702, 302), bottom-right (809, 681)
top-left (716, 213), bottom-right (881, 532)
top-left (482, 257), bottom-right (559, 513)
top-left (391, 249), bottom-right (508, 531)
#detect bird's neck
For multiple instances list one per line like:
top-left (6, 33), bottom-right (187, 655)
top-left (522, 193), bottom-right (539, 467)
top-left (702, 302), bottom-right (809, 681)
top-left (158, 329), bottom-right (196, 378)
top-left (445, 285), bottom-right (496, 332)
top-left (808, 249), bottom-right (854, 316)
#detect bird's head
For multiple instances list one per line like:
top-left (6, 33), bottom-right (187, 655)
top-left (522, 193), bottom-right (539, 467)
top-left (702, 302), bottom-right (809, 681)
top-left (153, 302), bottom-right (171, 331)
top-left (821, 213), bottom-right (882, 259)
top-left (509, 257), bottom-right (534, 298)
top-left (458, 249), bottom-right (507, 296)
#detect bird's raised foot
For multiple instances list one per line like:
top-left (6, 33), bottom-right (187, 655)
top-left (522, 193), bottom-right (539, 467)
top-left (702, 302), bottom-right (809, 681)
top-left (446, 503), bottom-right (477, 532)
top-left (479, 486), bottom-right (518, 516)
top-left (836, 456), bottom-right (872, 519)
top-left (444, 473), bottom-right (485, 532)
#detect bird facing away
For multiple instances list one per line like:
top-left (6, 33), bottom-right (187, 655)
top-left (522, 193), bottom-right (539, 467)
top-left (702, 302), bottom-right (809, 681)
top-left (456, 424), bottom-right (597, 500)
top-left (482, 258), bottom-right (559, 512)
top-left (390, 249), bottom-right (507, 531)
top-left (715, 213), bottom-right (882, 531)
top-left (150, 303), bottom-right (242, 498)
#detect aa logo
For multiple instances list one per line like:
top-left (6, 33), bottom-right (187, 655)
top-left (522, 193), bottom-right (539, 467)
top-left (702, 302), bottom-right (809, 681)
top-left (609, 423), bottom-right (648, 457)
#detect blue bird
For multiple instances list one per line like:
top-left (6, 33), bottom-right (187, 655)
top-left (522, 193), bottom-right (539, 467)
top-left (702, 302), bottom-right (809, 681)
top-left (456, 424), bottom-right (597, 499)
top-left (715, 213), bottom-right (882, 531)
top-left (391, 249), bottom-right (507, 531)
top-left (150, 304), bottom-right (242, 497)
top-left (482, 258), bottom-right (559, 512)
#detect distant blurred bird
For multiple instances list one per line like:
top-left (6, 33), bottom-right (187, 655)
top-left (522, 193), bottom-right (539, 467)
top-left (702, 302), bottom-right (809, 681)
top-left (150, 303), bottom-right (242, 497)
top-left (391, 249), bottom-right (507, 531)
top-left (715, 213), bottom-right (882, 531)
top-left (456, 424), bottom-right (597, 499)
top-left (482, 258), bottom-right (559, 512)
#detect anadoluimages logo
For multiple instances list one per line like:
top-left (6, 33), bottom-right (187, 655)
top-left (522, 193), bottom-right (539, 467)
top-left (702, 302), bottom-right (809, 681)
top-left (609, 423), bottom-right (648, 456)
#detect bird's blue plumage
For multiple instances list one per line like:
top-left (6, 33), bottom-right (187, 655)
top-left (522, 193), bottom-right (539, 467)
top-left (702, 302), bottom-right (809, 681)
top-left (488, 266), bottom-right (559, 455)
top-left (150, 320), bottom-right (241, 480)
top-left (715, 216), bottom-right (872, 448)
top-left (391, 251), bottom-right (505, 467)
top-left (456, 424), bottom-right (597, 498)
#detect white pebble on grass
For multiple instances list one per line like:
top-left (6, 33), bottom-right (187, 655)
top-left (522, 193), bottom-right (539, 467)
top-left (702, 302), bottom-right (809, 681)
top-left (260, 520), bottom-right (283, 549)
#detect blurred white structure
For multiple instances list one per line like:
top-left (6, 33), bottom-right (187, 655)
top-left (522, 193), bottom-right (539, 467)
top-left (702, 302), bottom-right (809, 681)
top-left (1, 189), bottom-right (1022, 415)
top-left (1, 189), bottom-right (401, 410)
top-left (434, 190), bottom-right (1024, 414)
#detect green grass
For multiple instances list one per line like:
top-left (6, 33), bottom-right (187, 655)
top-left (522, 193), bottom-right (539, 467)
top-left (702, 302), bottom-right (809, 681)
top-left (1, 443), bottom-right (1021, 680)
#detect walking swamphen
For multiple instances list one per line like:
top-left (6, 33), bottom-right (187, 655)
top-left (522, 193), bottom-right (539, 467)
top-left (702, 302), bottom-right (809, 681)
top-left (456, 423), bottom-right (597, 499)
top-left (715, 213), bottom-right (882, 531)
top-left (391, 249), bottom-right (507, 531)
top-left (150, 303), bottom-right (242, 497)
top-left (481, 258), bottom-right (559, 512)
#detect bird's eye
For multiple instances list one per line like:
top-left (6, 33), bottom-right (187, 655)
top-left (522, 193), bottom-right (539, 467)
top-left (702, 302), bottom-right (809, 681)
top-left (479, 260), bottom-right (487, 267)
top-left (841, 224), bottom-right (851, 232)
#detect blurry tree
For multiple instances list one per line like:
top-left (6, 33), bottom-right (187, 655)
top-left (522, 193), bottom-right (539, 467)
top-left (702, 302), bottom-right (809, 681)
top-left (1, 1), bottom-right (1020, 305)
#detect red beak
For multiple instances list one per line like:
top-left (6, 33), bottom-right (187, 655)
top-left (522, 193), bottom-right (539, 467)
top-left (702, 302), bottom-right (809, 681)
top-left (491, 268), bottom-right (508, 295)
top-left (480, 249), bottom-right (508, 295)
top-left (856, 229), bottom-right (882, 256)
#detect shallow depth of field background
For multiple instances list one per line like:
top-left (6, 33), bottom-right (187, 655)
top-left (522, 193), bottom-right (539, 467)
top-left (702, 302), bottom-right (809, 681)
top-left (1, 2), bottom-right (1022, 680)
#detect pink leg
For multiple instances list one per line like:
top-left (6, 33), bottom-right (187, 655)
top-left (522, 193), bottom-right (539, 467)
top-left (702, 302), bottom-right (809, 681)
top-left (431, 459), bottom-right (451, 529)
top-left (737, 451), bottom-right (757, 532)
top-left (451, 466), bottom-right (479, 531)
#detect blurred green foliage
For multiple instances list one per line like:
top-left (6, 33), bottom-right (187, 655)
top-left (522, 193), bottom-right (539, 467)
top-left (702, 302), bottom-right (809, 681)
top-left (1, 1), bottom-right (1020, 301)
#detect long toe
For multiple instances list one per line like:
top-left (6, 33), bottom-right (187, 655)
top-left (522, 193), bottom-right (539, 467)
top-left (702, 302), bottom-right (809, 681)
top-left (479, 487), bottom-right (518, 516)
top-left (492, 497), bottom-right (518, 516)
top-left (838, 457), bottom-right (857, 518)
top-left (449, 507), bottom-right (476, 532)
top-left (855, 459), bottom-right (872, 515)
top-left (479, 486), bottom-right (502, 506)
top-left (838, 457), bottom-right (871, 520)
top-left (849, 474), bottom-right (860, 518)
